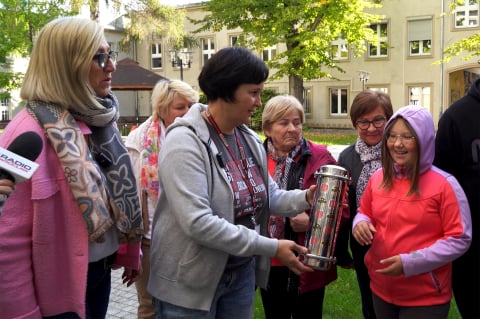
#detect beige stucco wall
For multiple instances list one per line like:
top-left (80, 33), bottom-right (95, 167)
top-left (112, 0), bottom-right (480, 129)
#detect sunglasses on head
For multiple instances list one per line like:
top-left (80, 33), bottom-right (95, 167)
top-left (92, 51), bottom-right (118, 69)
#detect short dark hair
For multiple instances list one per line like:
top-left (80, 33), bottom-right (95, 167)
top-left (349, 90), bottom-right (393, 127)
top-left (198, 47), bottom-right (269, 103)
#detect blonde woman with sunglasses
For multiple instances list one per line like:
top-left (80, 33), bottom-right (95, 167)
top-left (0, 17), bottom-right (143, 318)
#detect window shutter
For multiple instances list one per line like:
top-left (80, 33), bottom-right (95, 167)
top-left (408, 19), bottom-right (432, 41)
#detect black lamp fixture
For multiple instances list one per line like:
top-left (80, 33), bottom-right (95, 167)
top-left (358, 70), bottom-right (370, 91)
top-left (169, 48), bottom-right (193, 81)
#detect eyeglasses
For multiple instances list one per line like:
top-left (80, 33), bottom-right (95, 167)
top-left (355, 116), bottom-right (387, 130)
top-left (386, 133), bottom-right (416, 144)
top-left (92, 51), bottom-right (118, 69)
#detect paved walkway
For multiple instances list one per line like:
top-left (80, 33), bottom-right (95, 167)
top-left (327, 144), bottom-right (348, 161)
top-left (107, 269), bottom-right (138, 319)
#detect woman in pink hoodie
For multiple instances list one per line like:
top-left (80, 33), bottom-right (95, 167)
top-left (353, 105), bottom-right (471, 319)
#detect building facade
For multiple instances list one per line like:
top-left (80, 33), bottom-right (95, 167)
top-left (124, 0), bottom-right (479, 129)
top-left (4, 1), bottom-right (477, 130)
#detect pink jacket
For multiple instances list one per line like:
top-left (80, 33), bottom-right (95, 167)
top-left (357, 169), bottom-right (471, 306)
top-left (0, 109), bottom-right (137, 318)
top-left (353, 106), bottom-right (471, 307)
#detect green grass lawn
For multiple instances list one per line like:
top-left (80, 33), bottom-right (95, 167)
top-left (252, 129), bottom-right (461, 319)
top-left (257, 128), bottom-right (358, 146)
top-left (302, 129), bottom-right (357, 146)
top-left (253, 267), bottom-right (461, 318)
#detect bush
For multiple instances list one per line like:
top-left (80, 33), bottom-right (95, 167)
top-left (250, 88), bottom-right (279, 130)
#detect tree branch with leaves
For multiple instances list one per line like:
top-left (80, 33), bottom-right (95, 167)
top-left (191, 0), bottom-right (383, 102)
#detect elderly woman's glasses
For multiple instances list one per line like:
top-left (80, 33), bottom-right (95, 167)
top-left (92, 51), bottom-right (118, 69)
top-left (355, 116), bottom-right (387, 130)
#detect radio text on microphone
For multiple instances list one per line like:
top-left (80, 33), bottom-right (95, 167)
top-left (0, 154), bottom-right (34, 172)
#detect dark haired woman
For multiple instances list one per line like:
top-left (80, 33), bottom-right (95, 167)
top-left (147, 46), bottom-right (316, 318)
top-left (336, 89), bottom-right (394, 319)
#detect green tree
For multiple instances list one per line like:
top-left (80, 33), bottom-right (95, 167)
top-left (0, 0), bottom-right (74, 99)
top-left (0, 0), bottom-right (190, 102)
top-left (68, 0), bottom-right (197, 74)
top-left (68, 0), bottom-right (191, 53)
top-left (69, 0), bottom-right (121, 22)
top-left (121, 0), bottom-right (188, 49)
top-left (251, 88), bottom-right (279, 130)
top-left (192, 0), bottom-right (383, 102)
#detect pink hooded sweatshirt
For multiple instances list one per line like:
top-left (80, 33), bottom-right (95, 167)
top-left (353, 105), bottom-right (472, 307)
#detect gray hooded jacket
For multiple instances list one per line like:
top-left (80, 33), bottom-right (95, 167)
top-left (147, 103), bottom-right (311, 311)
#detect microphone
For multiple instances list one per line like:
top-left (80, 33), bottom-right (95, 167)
top-left (216, 152), bottom-right (225, 168)
top-left (0, 131), bottom-right (43, 183)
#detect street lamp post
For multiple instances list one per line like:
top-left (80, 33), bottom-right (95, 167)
top-left (358, 70), bottom-right (370, 91)
top-left (170, 49), bottom-right (192, 81)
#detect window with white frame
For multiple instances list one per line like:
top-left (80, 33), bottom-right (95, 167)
top-left (368, 22), bottom-right (388, 58)
top-left (409, 86), bottom-right (431, 108)
top-left (330, 88), bottom-right (348, 115)
top-left (201, 38), bottom-right (215, 65)
top-left (303, 87), bottom-right (312, 115)
top-left (408, 18), bottom-right (432, 56)
top-left (170, 48), bottom-right (193, 70)
top-left (368, 87), bottom-right (389, 94)
top-left (230, 35), bottom-right (238, 46)
top-left (151, 43), bottom-right (162, 69)
top-left (0, 98), bottom-right (9, 121)
top-left (262, 45), bottom-right (277, 61)
top-left (455, 0), bottom-right (480, 28)
top-left (330, 34), bottom-right (348, 60)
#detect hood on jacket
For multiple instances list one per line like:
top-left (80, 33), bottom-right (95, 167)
top-left (166, 103), bottom-right (207, 138)
top-left (385, 105), bottom-right (434, 174)
top-left (467, 76), bottom-right (480, 99)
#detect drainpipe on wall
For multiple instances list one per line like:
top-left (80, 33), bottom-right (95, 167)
top-left (440, 0), bottom-right (446, 116)
top-left (133, 38), bottom-right (139, 125)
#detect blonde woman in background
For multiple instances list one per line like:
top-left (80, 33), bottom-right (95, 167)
top-left (126, 79), bottom-right (199, 319)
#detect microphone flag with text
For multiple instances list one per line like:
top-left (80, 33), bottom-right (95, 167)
top-left (0, 131), bottom-right (43, 182)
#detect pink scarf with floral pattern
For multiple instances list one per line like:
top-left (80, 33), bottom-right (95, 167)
top-left (141, 119), bottom-right (161, 208)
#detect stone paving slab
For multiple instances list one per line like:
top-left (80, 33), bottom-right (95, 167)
top-left (107, 269), bottom-right (138, 319)
top-left (327, 144), bottom-right (349, 161)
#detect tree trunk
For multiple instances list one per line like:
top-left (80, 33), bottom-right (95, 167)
top-left (90, 0), bottom-right (100, 22)
top-left (289, 73), bottom-right (304, 105)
